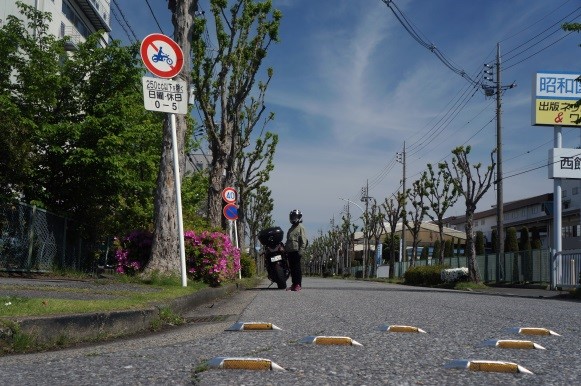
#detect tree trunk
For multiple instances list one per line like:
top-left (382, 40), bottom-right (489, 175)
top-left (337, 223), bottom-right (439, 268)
top-left (464, 209), bottom-right (480, 282)
top-left (147, 0), bottom-right (195, 275)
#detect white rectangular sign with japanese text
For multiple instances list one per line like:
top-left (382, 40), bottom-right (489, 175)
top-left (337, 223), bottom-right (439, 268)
top-left (549, 148), bottom-right (581, 179)
top-left (142, 77), bottom-right (188, 114)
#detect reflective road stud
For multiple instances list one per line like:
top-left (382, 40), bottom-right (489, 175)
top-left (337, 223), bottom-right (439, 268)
top-left (480, 339), bottom-right (546, 350)
top-left (509, 327), bottom-right (561, 336)
top-left (379, 325), bottom-right (427, 333)
top-left (445, 360), bottom-right (533, 374)
top-left (299, 336), bottom-right (363, 346)
top-left (225, 322), bottom-right (282, 331)
top-left (208, 357), bottom-right (285, 371)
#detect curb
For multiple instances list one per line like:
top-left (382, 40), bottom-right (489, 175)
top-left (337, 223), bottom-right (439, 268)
top-left (1, 283), bottom-right (244, 349)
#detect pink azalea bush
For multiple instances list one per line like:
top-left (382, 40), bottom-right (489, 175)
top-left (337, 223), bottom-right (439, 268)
top-left (114, 229), bottom-right (240, 287)
top-left (114, 230), bottom-right (153, 275)
top-left (184, 230), bottom-right (241, 287)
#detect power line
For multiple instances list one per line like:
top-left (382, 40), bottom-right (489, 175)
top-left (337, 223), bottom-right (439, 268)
top-left (145, 0), bottom-right (166, 35)
top-left (111, 0), bottom-right (139, 43)
top-left (380, 0), bottom-right (480, 86)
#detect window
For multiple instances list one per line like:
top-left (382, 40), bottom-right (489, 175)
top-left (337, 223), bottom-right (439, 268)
top-left (573, 187), bottom-right (579, 195)
top-left (563, 190), bottom-right (567, 198)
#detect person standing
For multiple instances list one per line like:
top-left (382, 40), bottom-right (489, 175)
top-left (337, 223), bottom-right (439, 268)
top-left (285, 209), bottom-right (307, 291)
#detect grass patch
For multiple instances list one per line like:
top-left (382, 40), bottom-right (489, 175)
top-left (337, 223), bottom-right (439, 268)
top-left (0, 280), bottom-right (208, 318)
top-left (453, 281), bottom-right (488, 291)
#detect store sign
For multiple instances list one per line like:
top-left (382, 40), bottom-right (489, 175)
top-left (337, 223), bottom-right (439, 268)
top-left (548, 148), bottom-right (581, 179)
top-left (532, 71), bottom-right (581, 127)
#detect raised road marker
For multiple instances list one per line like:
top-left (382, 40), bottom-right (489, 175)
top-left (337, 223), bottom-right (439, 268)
top-left (299, 335), bottom-right (363, 346)
top-left (445, 359), bottom-right (533, 374)
top-left (379, 325), bottom-right (427, 333)
top-left (208, 357), bottom-right (285, 371)
top-left (508, 327), bottom-right (561, 336)
top-left (480, 339), bottom-right (546, 350)
top-left (225, 322), bottom-right (282, 331)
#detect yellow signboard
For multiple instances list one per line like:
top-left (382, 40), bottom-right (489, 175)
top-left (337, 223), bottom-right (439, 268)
top-left (533, 99), bottom-right (581, 127)
top-left (532, 71), bottom-right (581, 127)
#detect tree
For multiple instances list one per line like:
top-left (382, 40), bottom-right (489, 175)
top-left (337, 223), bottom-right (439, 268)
top-left (443, 145), bottom-right (496, 282)
top-left (366, 201), bottom-right (385, 276)
top-left (234, 129), bottom-right (278, 250)
top-left (475, 231), bottom-right (485, 255)
top-left (405, 180), bottom-right (428, 267)
top-left (380, 192), bottom-right (405, 278)
top-left (245, 185), bottom-right (274, 270)
top-left (421, 163), bottom-right (459, 264)
top-left (147, 0), bottom-right (196, 275)
top-left (491, 229), bottom-right (498, 253)
top-left (505, 227), bottom-right (518, 252)
top-left (531, 226), bottom-right (542, 249)
top-left (505, 227), bottom-right (519, 282)
top-left (1, 3), bottom-right (162, 239)
top-left (519, 226), bottom-right (532, 282)
top-left (444, 239), bottom-right (453, 258)
top-left (191, 0), bottom-right (282, 230)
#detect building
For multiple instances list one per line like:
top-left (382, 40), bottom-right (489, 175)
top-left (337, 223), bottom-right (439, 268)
top-left (444, 178), bottom-right (581, 251)
top-left (0, 0), bottom-right (111, 49)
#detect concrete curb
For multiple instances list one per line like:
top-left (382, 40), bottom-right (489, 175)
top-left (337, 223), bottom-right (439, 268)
top-left (1, 283), bottom-right (243, 348)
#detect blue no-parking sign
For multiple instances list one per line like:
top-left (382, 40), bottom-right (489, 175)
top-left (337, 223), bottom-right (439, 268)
top-left (223, 203), bottom-right (238, 220)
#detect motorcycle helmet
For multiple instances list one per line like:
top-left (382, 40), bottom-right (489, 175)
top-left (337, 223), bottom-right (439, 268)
top-left (289, 209), bottom-right (303, 224)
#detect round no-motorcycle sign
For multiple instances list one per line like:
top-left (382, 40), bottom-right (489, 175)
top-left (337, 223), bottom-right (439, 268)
top-left (140, 33), bottom-right (184, 79)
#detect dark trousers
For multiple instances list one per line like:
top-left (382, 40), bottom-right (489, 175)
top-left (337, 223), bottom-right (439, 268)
top-left (287, 251), bottom-right (302, 286)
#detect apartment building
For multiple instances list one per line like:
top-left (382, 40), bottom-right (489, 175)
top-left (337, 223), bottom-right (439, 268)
top-left (444, 178), bottom-right (581, 251)
top-left (0, 0), bottom-right (111, 48)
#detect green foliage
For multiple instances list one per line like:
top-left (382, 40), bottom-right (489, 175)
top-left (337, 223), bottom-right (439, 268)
top-left (1, 3), bottom-right (163, 238)
top-left (444, 239), bottom-right (453, 257)
top-left (491, 229), bottom-right (498, 253)
top-left (239, 252), bottom-right (256, 278)
top-left (475, 231), bottom-right (485, 255)
top-left (432, 241), bottom-right (441, 261)
top-left (420, 245), bottom-right (429, 259)
top-left (519, 227), bottom-right (531, 251)
top-left (404, 265), bottom-right (445, 286)
top-left (505, 227), bottom-right (518, 252)
top-left (531, 227), bottom-right (542, 249)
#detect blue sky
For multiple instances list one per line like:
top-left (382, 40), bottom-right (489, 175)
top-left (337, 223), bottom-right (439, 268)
top-left (112, 0), bottom-right (581, 237)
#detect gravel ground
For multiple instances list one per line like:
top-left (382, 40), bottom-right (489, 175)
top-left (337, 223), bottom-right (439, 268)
top-left (0, 278), bottom-right (579, 385)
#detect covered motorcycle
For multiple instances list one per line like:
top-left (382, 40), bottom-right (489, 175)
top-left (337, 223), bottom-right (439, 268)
top-left (258, 226), bottom-right (289, 289)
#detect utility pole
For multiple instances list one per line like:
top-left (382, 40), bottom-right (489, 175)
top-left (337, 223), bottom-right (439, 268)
top-left (495, 43), bottom-right (504, 283)
top-left (361, 181), bottom-right (370, 279)
top-left (396, 142), bottom-right (407, 267)
top-left (484, 43), bottom-right (515, 283)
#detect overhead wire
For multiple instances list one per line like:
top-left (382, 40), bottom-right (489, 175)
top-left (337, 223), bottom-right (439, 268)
top-left (111, 0), bottom-right (139, 43)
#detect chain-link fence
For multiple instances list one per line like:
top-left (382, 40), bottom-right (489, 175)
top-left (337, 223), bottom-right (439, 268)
top-left (0, 202), bottom-right (104, 273)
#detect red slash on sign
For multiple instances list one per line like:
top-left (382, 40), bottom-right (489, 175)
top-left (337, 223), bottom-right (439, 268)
top-left (223, 204), bottom-right (238, 221)
top-left (140, 33), bottom-right (184, 79)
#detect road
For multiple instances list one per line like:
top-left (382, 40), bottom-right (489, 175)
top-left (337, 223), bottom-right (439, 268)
top-left (0, 278), bottom-right (579, 385)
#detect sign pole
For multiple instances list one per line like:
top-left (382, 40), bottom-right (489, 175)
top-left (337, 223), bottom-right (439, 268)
top-left (552, 125), bottom-right (562, 290)
top-left (170, 113), bottom-right (187, 287)
top-left (233, 219), bottom-right (241, 279)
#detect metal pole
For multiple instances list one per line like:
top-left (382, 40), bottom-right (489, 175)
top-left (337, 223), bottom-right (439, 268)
top-left (170, 113), bottom-right (187, 287)
top-left (401, 142), bottom-right (407, 263)
top-left (552, 126), bottom-right (562, 289)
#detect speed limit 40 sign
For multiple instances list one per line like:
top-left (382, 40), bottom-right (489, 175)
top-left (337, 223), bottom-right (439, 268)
top-left (142, 77), bottom-right (188, 114)
top-left (222, 187), bottom-right (237, 203)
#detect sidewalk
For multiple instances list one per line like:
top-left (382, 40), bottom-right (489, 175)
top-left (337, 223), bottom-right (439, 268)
top-left (0, 276), bottom-right (247, 350)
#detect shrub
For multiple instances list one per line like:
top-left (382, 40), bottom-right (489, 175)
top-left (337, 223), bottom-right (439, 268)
top-left (239, 253), bottom-right (256, 278)
top-left (114, 229), bottom-right (241, 287)
top-left (441, 267), bottom-right (469, 283)
top-left (113, 230), bottom-right (153, 275)
top-left (184, 230), bottom-right (241, 287)
top-left (404, 265), bottom-right (446, 286)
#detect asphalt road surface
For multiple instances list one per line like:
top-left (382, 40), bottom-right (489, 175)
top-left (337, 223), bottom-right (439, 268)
top-left (0, 278), bottom-right (579, 385)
